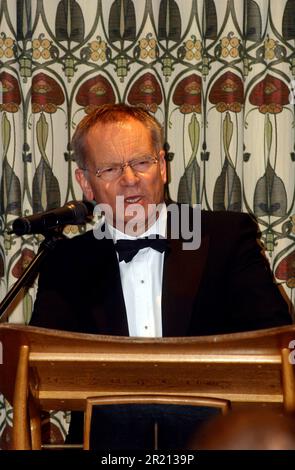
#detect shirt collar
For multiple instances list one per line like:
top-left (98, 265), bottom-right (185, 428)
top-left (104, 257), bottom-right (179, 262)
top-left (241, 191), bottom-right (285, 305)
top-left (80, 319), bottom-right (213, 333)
top-left (107, 203), bottom-right (167, 242)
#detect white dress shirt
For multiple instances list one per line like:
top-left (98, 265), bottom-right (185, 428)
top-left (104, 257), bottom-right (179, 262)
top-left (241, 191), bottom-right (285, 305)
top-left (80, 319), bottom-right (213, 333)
top-left (107, 204), bottom-right (167, 337)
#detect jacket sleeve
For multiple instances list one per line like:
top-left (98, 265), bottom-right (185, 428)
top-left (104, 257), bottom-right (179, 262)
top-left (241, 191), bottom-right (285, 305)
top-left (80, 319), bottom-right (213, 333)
top-left (30, 239), bottom-right (80, 331)
top-left (227, 213), bottom-right (292, 330)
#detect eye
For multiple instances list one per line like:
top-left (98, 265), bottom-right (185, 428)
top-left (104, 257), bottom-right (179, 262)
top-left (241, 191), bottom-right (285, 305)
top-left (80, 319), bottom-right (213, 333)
top-left (132, 159), bottom-right (151, 171)
top-left (100, 166), bottom-right (120, 175)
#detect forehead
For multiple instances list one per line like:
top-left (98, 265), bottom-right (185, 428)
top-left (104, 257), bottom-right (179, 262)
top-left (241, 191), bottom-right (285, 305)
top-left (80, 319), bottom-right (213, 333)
top-left (85, 118), bottom-right (153, 164)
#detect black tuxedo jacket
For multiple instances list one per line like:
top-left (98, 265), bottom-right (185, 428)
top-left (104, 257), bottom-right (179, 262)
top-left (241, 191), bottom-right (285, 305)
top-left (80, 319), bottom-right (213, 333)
top-left (30, 209), bottom-right (292, 335)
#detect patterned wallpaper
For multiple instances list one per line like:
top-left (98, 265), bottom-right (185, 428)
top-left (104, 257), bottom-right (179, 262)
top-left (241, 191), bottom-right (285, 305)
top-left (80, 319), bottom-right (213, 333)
top-left (0, 0), bottom-right (295, 447)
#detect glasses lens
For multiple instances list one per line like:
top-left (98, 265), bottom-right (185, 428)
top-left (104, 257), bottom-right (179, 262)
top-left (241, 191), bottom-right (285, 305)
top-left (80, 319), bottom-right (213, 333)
top-left (99, 167), bottom-right (121, 181)
top-left (131, 157), bottom-right (156, 173)
top-left (98, 157), bottom-right (157, 181)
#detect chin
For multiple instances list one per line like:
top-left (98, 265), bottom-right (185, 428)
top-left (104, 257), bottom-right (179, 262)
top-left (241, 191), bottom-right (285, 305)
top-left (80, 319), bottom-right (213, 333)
top-left (124, 217), bottom-right (147, 235)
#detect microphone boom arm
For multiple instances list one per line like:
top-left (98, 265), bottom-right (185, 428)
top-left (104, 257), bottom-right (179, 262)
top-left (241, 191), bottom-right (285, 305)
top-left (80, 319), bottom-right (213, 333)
top-left (0, 230), bottom-right (66, 323)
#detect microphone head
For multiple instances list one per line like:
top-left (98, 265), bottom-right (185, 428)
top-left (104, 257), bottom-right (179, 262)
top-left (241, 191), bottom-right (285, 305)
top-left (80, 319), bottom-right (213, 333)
top-left (12, 217), bottom-right (32, 236)
top-left (65, 200), bottom-right (94, 224)
top-left (11, 200), bottom-right (94, 235)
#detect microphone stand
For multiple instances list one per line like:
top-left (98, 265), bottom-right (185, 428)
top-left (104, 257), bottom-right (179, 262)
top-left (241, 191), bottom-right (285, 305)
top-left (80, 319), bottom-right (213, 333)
top-left (0, 229), bottom-right (66, 323)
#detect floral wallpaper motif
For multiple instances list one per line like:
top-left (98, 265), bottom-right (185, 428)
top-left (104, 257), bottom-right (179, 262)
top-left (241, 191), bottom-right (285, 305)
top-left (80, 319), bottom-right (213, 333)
top-left (1, 0), bottom-right (295, 447)
top-left (249, 74), bottom-right (290, 114)
top-left (0, 72), bottom-right (21, 112)
top-left (209, 71), bottom-right (244, 113)
top-left (76, 74), bottom-right (116, 112)
top-left (173, 74), bottom-right (202, 114)
top-left (128, 72), bottom-right (163, 112)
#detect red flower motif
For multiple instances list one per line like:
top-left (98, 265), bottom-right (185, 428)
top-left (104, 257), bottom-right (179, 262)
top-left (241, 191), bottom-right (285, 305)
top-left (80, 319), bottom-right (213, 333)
top-left (275, 251), bottom-right (295, 288)
top-left (32, 73), bottom-right (64, 113)
top-left (249, 74), bottom-right (290, 114)
top-left (0, 253), bottom-right (4, 278)
top-left (12, 248), bottom-right (35, 279)
top-left (173, 74), bottom-right (202, 114)
top-left (0, 72), bottom-right (21, 113)
top-left (76, 75), bottom-right (115, 114)
top-left (209, 71), bottom-right (244, 113)
top-left (127, 73), bottom-right (162, 112)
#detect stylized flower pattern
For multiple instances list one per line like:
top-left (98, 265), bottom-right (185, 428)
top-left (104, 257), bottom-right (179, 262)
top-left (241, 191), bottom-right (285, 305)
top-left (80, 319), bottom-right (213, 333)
top-left (32, 38), bottom-right (52, 60)
top-left (0, 36), bottom-right (14, 59)
top-left (184, 37), bottom-right (202, 61)
top-left (220, 35), bottom-right (240, 59)
top-left (249, 74), bottom-right (290, 114)
top-left (138, 36), bottom-right (157, 60)
top-left (127, 72), bottom-right (162, 112)
top-left (173, 74), bottom-right (202, 114)
top-left (31, 73), bottom-right (65, 113)
top-left (275, 251), bottom-right (295, 288)
top-left (12, 248), bottom-right (35, 279)
top-left (209, 71), bottom-right (244, 113)
top-left (0, 72), bottom-right (21, 112)
top-left (76, 75), bottom-right (116, 114)
top-left (0, 253), bottom-right (4, 279)
top-left (264, 38), bottom-right (276, 60)
top-left (63, 225), bottom-right (79, 235)
top-left (89, 39), bottom-right (107, 62)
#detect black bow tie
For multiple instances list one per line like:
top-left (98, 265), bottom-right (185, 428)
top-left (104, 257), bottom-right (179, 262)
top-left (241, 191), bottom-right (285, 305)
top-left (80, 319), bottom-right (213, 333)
top-left (115, 237), bottom-right (169, 263)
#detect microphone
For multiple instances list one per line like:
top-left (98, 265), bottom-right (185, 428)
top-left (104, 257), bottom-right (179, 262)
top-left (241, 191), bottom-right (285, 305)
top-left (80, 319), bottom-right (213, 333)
top-left (11, 200), bottom-right (94, 235)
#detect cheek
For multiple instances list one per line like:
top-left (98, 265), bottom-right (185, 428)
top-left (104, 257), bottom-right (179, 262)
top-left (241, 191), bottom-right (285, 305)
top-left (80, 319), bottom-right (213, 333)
top-left (95, 185), bottom-right (118, 208)
top-left (90, 185), bottom-right (104, 205)
top-left (143, 177), bottom-right (163, 202)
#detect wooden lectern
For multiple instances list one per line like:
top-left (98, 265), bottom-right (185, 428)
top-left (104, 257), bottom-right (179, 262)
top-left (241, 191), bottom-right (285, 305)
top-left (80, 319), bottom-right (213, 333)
top-left (0, 323), bottom-right (295, 450)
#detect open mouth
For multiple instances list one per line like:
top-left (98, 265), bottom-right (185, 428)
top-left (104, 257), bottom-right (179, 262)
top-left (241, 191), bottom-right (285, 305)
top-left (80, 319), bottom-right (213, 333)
top-left (124, 196), bottom-right (142, 204)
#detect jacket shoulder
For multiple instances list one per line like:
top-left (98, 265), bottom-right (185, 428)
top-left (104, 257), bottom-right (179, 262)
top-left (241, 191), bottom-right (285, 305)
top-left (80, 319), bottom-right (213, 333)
top-left (45, 228), bottom-right (112, 262)
top-left (201, 209), bottom-right (258, 234)
top-left (201, 209), bottom-right (256, 223)
top-left (170, 201), bottom-right (256, 226)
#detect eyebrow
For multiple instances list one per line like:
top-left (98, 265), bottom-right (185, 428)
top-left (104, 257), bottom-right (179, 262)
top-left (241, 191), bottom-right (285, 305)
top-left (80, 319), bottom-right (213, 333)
top-left (96, 154), bottom-right (153, 167)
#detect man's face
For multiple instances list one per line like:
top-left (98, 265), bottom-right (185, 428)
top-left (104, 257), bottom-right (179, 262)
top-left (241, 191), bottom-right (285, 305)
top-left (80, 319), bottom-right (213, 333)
top-left (75, 118), bottom-right (166, 233)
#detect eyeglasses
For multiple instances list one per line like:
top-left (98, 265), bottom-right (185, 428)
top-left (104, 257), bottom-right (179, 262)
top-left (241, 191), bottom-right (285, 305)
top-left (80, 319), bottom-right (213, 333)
top-left (82, 156), bottom-right (159, 182)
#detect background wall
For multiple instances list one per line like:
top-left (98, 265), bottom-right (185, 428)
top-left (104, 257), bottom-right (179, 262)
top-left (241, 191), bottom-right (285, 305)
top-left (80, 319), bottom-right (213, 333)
top-left (1, 0), bottom-right (295, 446)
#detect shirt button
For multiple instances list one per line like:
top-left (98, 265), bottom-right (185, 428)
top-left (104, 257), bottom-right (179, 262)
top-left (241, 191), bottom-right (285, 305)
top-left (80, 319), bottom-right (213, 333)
top-left (145, 326), bottom-right (148, 330)
top-left (141, 280), bottom-right (144, 284)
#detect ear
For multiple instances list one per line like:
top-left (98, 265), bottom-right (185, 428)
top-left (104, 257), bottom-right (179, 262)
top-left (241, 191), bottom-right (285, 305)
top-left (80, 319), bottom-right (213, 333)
top-left (75, 168), bottom-right (94, 201)
top-left (158, 149), bottom-right (167, 184)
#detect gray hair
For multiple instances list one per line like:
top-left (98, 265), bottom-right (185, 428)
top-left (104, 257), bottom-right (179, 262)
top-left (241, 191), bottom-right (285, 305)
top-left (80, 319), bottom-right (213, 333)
top-left (71, 103), bottom-right (164, 168)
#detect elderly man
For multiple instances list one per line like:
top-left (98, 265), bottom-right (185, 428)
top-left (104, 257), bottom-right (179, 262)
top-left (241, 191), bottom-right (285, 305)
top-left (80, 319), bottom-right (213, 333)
top-left (30, 103), bottom-right (292, 448)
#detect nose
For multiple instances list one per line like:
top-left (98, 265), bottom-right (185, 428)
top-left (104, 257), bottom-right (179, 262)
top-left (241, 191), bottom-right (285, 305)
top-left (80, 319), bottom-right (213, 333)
top-left (120, 164), bottom-right (139, 185)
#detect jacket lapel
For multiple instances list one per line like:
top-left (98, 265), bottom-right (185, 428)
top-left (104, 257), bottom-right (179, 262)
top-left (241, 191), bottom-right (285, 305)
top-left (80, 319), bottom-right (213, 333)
top-left (162, 229), bottom-right (209, 337)
top-left (89, 208), bottom-right (209, 337)
top-left (89, 236), bottom-right (129, 336)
